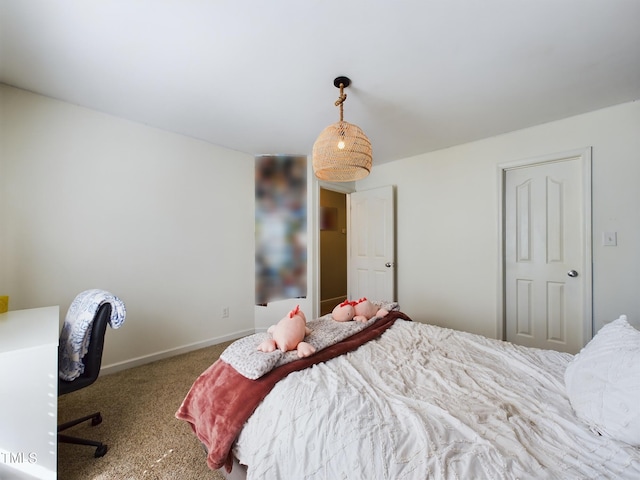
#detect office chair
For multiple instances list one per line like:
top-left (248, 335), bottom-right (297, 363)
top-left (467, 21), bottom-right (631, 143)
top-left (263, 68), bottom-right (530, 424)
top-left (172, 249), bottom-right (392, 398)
top-left (57, 303), bottom-right (111, 458)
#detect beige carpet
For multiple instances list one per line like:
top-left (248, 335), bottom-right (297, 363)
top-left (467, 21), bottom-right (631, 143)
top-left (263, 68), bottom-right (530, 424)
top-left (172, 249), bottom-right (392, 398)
top-left (58, 341), bottom-right (234, 480)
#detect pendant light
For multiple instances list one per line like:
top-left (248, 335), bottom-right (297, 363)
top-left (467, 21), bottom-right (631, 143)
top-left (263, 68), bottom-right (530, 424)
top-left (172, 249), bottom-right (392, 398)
top-left (312, 76), bottom-right (372, 182)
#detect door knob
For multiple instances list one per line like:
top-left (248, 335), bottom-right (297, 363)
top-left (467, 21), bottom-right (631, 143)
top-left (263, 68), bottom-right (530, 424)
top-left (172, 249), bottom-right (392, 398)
top-left (385, 262), bottom-right (394, 268)
top-left (567, 270), bottom-right (579, 278)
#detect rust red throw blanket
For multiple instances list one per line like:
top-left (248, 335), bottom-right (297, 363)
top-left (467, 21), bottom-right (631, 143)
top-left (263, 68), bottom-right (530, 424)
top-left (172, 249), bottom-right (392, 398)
top-left (175, 310), bottom-right (411, 472)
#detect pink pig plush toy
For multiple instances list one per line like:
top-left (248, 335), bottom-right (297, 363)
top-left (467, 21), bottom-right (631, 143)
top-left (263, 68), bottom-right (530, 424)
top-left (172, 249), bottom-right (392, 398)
top-left (353, 297), bottom-right (389, 323)
top-left (332, 299), bottom-right (356, 322)
top-left (257, 305), bottom-right (316, 358)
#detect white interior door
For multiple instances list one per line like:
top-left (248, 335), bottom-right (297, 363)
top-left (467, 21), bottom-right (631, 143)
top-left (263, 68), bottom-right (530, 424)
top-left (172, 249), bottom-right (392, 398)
top-left (348, 186), bottom-right (396, 302)
top-left (504, 151), bottom-right (591, 353)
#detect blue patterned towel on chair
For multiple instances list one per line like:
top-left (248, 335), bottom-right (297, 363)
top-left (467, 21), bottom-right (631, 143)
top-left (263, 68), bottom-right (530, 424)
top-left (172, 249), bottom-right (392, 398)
top-left (59, 289), bottom-right (126, 381)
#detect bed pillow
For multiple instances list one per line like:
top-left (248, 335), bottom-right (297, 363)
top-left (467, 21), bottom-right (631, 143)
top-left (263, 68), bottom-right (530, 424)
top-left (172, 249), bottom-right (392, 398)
top-left (564, 315), bottom-right (640, 447)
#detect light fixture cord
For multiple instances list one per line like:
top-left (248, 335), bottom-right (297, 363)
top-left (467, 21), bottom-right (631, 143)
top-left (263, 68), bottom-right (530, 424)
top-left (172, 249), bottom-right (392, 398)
top-left (335, 83), bottom-right (347, 122)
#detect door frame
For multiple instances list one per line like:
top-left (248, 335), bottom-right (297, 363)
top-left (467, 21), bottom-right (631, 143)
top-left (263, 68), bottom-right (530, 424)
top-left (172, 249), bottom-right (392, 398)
top-left (496, 147), bottom-right (593, 343)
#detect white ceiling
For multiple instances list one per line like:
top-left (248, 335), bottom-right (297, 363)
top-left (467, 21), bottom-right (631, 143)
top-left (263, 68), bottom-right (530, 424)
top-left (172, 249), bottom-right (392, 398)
top-left (1, 0), bottom-right (639, 166)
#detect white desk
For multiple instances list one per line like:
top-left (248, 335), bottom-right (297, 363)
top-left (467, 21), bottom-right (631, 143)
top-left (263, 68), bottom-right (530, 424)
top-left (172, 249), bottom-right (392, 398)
top-left (0, 306), bottom-right (59, 480)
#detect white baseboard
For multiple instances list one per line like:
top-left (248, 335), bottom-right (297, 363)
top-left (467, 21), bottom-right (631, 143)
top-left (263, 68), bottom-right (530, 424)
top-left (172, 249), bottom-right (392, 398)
top-left (100, 328), bottom-right (255, 375)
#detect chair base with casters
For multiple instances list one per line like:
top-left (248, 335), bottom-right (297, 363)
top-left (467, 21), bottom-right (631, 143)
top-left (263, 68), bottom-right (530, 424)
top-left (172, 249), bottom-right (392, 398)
top-left (57, 412), bottom-right (108, 458)
top-left (58, 302), bottom-right (112, 458)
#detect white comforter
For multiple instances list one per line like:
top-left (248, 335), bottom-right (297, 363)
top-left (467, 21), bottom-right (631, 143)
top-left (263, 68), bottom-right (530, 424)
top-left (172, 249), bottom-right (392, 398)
top-left (234, 320), bottom-right (640, 479)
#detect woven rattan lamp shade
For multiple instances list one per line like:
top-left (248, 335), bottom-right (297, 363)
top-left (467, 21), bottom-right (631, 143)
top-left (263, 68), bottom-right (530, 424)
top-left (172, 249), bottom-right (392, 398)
top-left (312, 120), bottom-right (372, 182)
top-left (312, 76), bottom-right (372, 182)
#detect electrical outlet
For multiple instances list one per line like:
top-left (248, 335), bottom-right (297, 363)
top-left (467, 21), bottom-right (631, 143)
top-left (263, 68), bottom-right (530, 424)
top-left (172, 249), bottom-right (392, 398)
top-left (222, 307), bottom-right (229, 318)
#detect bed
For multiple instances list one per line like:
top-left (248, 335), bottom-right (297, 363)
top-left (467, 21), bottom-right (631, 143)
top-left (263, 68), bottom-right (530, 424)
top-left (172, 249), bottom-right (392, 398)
top-left (176, 306), bottom-right (640, 479)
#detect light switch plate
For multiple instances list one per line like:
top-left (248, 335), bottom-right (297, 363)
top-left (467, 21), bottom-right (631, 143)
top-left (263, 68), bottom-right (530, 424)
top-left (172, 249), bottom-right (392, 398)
top-left (602, 231), bottom-right (617, 246)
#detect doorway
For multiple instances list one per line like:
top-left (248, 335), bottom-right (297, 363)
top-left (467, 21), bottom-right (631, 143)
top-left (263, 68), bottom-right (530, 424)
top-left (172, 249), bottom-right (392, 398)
top-left (318, 185), bottom-right (397, 316)
top-left (319, 188), bottom-right (348, 315)
top-left (499, 148), bottom-right (592, 354)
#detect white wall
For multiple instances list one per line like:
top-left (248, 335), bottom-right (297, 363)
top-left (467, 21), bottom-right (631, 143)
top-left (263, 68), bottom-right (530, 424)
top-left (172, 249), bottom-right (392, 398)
top-left (2, 84), bottom-right (638, 368)
top-left (357, 101), bottom-right (640, 338)
top-left (0, 85), bottom-right (256, 371)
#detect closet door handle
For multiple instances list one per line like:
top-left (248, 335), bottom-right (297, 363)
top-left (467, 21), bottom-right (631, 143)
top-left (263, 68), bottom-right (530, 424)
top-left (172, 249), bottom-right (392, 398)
top-left (567, 270), bottom-right (578, 278)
